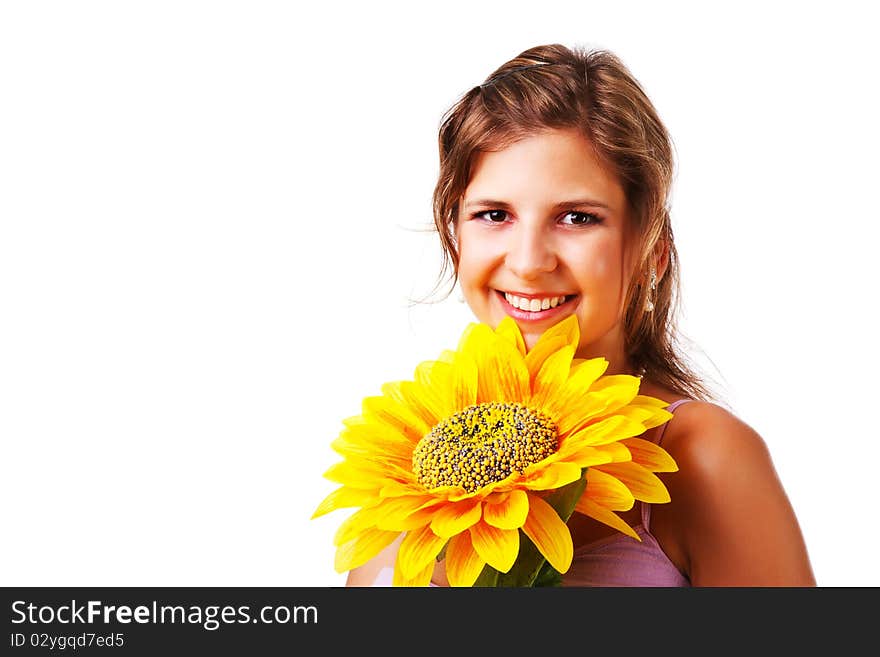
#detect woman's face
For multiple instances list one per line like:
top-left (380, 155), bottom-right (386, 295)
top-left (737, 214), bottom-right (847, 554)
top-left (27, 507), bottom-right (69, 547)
top-left (457, 128), bottom-right (635, 368)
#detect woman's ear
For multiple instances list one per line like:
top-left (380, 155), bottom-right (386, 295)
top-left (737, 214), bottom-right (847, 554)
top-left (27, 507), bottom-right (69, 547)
top-left (653, 238), bottom-right (670, 283)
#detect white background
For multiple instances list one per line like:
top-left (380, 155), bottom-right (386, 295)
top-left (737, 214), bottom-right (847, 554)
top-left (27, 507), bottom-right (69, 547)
top-left (2, 1), bottom-right (878, 587)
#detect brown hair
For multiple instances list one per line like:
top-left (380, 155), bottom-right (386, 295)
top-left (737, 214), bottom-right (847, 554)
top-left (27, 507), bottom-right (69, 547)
top-left (431, 43), bottom-right (721, 402)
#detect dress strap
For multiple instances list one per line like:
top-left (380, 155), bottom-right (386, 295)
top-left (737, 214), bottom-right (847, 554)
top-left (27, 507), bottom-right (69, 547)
top-left (655, 399), bottom-right (693, 446)
top-left (665, 398), bottom-right (694, 414)
top-left (641, 398), bottom-right (693, 530)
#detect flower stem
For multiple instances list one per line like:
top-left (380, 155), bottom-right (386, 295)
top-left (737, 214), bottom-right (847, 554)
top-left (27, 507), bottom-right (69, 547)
top-left (473, 470), bottom-right (588, 587)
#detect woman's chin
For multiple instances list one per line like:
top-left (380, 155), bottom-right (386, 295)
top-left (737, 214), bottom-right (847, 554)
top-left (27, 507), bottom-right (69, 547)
top-left (521, 331), bottom-right (542, 353)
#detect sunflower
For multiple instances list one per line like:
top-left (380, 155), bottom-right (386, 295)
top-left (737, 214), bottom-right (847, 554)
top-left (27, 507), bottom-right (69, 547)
top-left (312, 315), bottom-right (677, 586)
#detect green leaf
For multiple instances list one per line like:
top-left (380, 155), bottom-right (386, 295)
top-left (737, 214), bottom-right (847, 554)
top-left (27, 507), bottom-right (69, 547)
top-left (533, 560), bottom-right (563, 587)
top-left (472, 563), bottom-right (500, 587)
top-left (490, 468), bottom-right (588, 587)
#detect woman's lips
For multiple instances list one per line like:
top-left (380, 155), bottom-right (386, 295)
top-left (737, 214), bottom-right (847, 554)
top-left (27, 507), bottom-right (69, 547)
top-left (496, 290), bottom-right (577, 321)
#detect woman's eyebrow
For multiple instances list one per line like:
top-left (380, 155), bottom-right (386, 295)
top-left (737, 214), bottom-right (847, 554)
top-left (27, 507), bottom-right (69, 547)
top-left (463, 198), bottom-right (611, 211)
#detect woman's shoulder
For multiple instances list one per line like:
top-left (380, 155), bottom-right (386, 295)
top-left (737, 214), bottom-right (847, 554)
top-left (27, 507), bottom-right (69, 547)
top-left (651, 399), bottom-right (816, 585)
top-left (661, 399), bottom-right (772, 476)
top-left (635, 380), bottom-right (770, 468)
top-left (656, 400), bottom-right (780, 548)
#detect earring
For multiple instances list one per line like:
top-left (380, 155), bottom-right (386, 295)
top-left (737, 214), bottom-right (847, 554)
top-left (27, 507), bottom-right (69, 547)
top-left (645, 268), bottom-right (657, 312)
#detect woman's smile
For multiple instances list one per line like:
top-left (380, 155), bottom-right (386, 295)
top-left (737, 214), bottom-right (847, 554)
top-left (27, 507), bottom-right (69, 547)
top-left (495, 289), bottom-right (579, 322)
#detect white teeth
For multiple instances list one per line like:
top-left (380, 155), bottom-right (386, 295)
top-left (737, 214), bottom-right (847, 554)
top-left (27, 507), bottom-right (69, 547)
top-left (503, 292), bottom-right (568, 312)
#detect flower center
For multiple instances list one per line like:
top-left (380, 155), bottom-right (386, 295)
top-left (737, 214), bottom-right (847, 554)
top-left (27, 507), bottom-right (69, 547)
top-left (412, 402), bottom-right (558, 493)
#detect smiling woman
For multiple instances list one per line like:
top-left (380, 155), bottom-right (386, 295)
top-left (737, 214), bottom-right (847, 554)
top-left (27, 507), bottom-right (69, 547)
top-left (343, 43), bottom-right (816, 587)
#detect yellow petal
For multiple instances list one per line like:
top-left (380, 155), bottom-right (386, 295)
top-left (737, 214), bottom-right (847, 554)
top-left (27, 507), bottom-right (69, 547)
top-left (494, 316), bottom-right (527, 356)
top-left (429, 498), bottom-right (483, 538)
top-left (449, 350), bottom-right (478, 409)
top-left (392, 558), bottom-right (435, 587)
top-left (362, 394), bottom-right (430, 441)
top-left (338, 417), bottom-right (414, 453)
top-left (412, 359), bottom-right (458, 419)
top-left (435, 348), bottom-right (457, 365)
top-left (445, 532), bottom-right (486, 587)
top-left (355, 495), bottom-right (436, 531)
top-left (529, 345), bottom-right (575, 407)
top-left (334, 527), bottom-right (401, 573)
top-left (413, 357), bottom-right (450, 384)
top-left (584, 468), bottom-right (635, 511)
top-left (455, 321), bottom-right (481, 352)
top-left (556, 372), bottom-right (641, 432)
top-left (569, 356), bottom-right (611, 385)
top-left (378, 479), bottom-right (426, 497)
top-left (586, 374), bottom-right (641, 413)
top-left (544, 359), bottom-right (611, 431)
top-left (438, 487), bottom-right (474, 503)
top-left (621, 437), bottom-right (679, 472)
top-left (392, 380), bottom-right (446, 429)
top-left (613, 405), bottom-right (674, 431)
top-left (633, 394), bottom-right (671, 408)
top-left (469, 520), bottom-right (520, 573)
top-left (312, 486), bottom-right (380, 519)
top-left (322, 460), bottom-right (382, 489)
top-left (562, 358), bottom-right (611, 404)
top-left (593, 461), bottom-right (671, 503)
top-left (554, 444), bottom-right (616, 469)
top-left (561, 414), bottom-right (648, 449)
top-left (483, 489), bottom-right (529, 530)
top-left (381, 380), bottom-right (437, 430)
top-left (333, 506), bottom-right (379, 546)
top-left (392, 504), bottom-right (448, 531)
top-left (330, 430), bottom-right (411, 463)
top-left (574, 496), bottom-right (641, 541)
top-left (524, 336), bottom-right (570, 385)
top-left (629, 405), bottom-right (674, 430)
top-left (519, 461), bottom-right (583, 491)
top-left (592, 441), bottom-right (633, 463)
top-left (522, 314), bottom-right (579, 383)
top-left (323, 458), bottom-right (415, 489)
top-left (521, 494), bottom-right (574, 574)
top-left (461, 323), bottom-right (530, 403)
top-left (532, 314), bottom-right (579, 351)
top-left (397, 525), bottom-right (448, 579)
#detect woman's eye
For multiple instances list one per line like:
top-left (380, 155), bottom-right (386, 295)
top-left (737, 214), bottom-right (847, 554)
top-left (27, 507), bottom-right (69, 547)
top-left (560, 211), bottom-right (601, 225)
top-left (475, 210), bottom-right (508, 223)
top-left (471, 210), bottom-right (601, 225)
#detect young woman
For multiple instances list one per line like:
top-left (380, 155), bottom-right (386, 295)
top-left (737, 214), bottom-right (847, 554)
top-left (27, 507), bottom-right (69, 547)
top-left (346, 43), bottom-right (815, 586)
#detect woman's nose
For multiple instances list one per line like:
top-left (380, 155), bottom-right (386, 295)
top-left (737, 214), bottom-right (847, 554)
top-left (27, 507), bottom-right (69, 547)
top-left (505, 222), bottom-right (557, 280)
